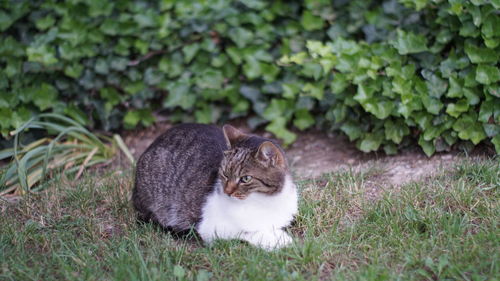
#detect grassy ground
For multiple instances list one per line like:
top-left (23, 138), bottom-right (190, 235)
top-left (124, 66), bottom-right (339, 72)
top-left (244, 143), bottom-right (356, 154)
top-left (0, 158), bottom-right (498, 281)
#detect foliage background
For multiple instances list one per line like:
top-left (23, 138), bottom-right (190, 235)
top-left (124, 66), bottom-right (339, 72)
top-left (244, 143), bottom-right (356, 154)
top-left (1, 0), bottom-right (499, 155)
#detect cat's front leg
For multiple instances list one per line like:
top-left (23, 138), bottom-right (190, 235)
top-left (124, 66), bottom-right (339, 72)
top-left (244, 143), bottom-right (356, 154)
top-left (241, 229), bottom-right (293, 250)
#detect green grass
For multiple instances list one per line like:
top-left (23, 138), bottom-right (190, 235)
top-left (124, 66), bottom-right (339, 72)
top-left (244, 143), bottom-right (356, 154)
top-left (1, 158), bottom-right (498, 280)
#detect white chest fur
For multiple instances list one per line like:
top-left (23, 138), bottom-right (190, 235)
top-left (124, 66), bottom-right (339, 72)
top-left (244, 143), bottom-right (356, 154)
top-left (197, 175), bottom-right (298, 250)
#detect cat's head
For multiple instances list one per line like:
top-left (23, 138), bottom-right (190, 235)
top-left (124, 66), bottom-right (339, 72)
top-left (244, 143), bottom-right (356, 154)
top-left (219, 125), bottom-right (288, 200)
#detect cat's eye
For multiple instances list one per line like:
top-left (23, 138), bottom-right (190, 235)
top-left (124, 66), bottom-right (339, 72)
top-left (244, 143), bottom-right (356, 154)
top-left (239, 175), bottom-right (252, 183)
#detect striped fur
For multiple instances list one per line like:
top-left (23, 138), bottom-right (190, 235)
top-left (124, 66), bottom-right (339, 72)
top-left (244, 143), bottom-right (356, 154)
top-left (133, 124), bottom-right (297, 249)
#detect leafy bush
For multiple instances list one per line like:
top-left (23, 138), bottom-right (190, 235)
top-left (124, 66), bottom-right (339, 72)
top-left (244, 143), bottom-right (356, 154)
top-left (281, 0), bottom-right (500, 155)
top-left (0, 0), bottom-right (498, 155)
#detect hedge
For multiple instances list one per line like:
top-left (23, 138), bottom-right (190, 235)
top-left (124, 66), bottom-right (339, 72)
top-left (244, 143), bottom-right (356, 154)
top-left (0, 0), bottom-right (499, 155)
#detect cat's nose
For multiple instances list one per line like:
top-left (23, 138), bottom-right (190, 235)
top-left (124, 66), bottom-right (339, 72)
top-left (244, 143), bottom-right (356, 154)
top-left (223, 182), bottom-right (237, 195)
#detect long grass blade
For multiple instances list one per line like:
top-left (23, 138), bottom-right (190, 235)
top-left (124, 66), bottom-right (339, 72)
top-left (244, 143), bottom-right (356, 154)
top-left (75, 147), bottom-right (99, 180)
top-left (113, 134), bottom-right (135, 165)
top-left (42, 126), bottom-right (88, 183)
top-left (2, 113), bottom-right (117, 195)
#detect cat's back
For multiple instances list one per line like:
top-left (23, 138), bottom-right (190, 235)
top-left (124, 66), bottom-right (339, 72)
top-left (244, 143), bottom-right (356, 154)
top-left (133, 124), bottom-right (227, 230)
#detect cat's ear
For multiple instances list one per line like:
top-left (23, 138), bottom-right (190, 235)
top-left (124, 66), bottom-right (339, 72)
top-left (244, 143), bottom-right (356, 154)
top-left (256, 141), bottom-right (286, 169)
top-left (223, 125), bottom-right (246, 148)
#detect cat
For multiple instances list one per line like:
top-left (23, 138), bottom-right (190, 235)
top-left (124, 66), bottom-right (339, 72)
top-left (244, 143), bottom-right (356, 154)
top-left (132, 123), bottom-right (298, 250)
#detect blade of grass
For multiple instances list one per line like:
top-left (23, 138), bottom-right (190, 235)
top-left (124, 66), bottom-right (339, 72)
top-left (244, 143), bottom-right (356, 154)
top-left (3, 113), bottom-right (117, 194)
top-left (0, 138), bottom-right (51, 160)
top-left (75, 147), bottom-right (99, 180)
top-left (113, 134), bottom-right (135, 165)
top-left (42, 126), bottom-right (91, 184)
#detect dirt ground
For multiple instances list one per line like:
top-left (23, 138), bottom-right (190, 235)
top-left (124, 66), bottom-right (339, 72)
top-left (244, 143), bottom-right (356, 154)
top-left (123, 122), bottom-right (494, 194)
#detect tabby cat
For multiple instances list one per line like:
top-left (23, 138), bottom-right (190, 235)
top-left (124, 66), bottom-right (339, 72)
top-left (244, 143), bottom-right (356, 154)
top-left (132, 124), bottom-right (298, 249)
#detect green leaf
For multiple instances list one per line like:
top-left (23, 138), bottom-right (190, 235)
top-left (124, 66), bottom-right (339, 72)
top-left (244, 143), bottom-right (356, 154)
top-left (110, 57), bottom-right (129, 71)
top-left (10, 107), bottom-right (31, 130)
top-left (475, 65), bottom-right (500, 85)
top-left (134, 39), bottom-right (149, 55)
top-left (421, 70), bottom-right (447, 98)
top-left (331, 38), bottom-right (361, 55)
top-left (124, 109), bottom-right (155, 129)
top-left (226, 47), bottom-right (243, 65)
top-left (228, 27), bottom-right (253, 48)
top-left (144, 68), bottom-right (164, 86)
top-left (331, 73), bottom-right (349, 94)
top-left (159, 55), bottom-right (183, 78)
top-left (26, 45), bottom-right (58, 65)
top-left (134, 13), bottom-right (156, 28)
top-left (263, 99), bottom-right (292, 120)
top-left (445, 99), bottom-right (469, 118)
top-left (464, 41), bottom-right (498, 63)
top-left (384, 119), bottom-right (409, 144)
top-left (478, 101), bottom-right (494, 123)
top-left (87, 0), bottom-right (114, 17)
top-left (183, 44), bottom-right (200, 64)
top-left (95, 58), bottom-right (109, 74)
top-left (300, 11), bottom-right (324, 31)
top-left (302, 83), bottom-right (324, 100)
top-left (123, 81), bottom-right (145, 95)
top-left (33, 83), bottom-right (58, 111)
top-left (354, 82), bottom-right (377, 103)
top-left (413, 112), bottom-right (432, 130)
top-left (306, 40), bottom-right (332, 57)
top-left (421, 95), bottom-right (443, 115)
top-left (124, 111), bottom-right (140, 129)
top-left (486, 84), bottom-right (500, 98)
top-left (446, 76), bottom-right (463, 98)
top-left (282, 82), bottom-right (301, 99)
top-left (482, 14), bottom-right (500, 38)
top-left (483, 124), bottom-right (500, 138)
top-left (383, 143), bottom-right (398, 155)
top-left (0, 108), bottom-right (13, 129)
top-left (340, 121), bottom-right (363, 141)
top-left (195, 105), bottom-right (219, 124)
top-left (492, 135), bottom-right (500, 154)
top-left (195, 70), bottom-right (224, 89)
top-left (260, 63), bottom-right (280, 82)
top-left (100, 87), bottom-right (121, 111)
top-left (265, 117), bottom-right (297, 145)
top-left (243, 57), bottom-right (262, 80)
top-left (35, 16), bottom-right (56, 31)
top-left (362, 100), bottom-right (394, 119)
top-left (239, 85), bottom-right (261, 103)
top-left (392, 29), bottom-right (428, 55)
top-left (164, 82), bottom-right (195, 110)
top-left (64, 64), bottom-right (84, 79)
top-left (301, 62), bottom-right (323, 80)
top-left (418, 135), bottom-right (435, 157)
top-left (452, 113), bottom-right (487, 144)
top-left (463, 88), bottom-right (480, 105)
top-left (0, 10), bottom-right (14, 31)
top-left (439, 52), bottom-right (469, 78)
top-left (293, 109), bottom-right (315, 130)
top-left (484, 37), bottom-right (500, 49)
top-left (211, 54), bottom-right (228, 68)
top-left (64, 104), bottom-right (89, 126)
top-left (358, 132), bottom-right (384, 152)
top-left (423, 124), bottom-right (448, 141)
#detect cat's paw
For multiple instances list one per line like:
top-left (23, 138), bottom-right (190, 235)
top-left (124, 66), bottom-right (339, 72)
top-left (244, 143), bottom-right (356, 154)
top-left (243, 230), bottom-right (293, 250)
